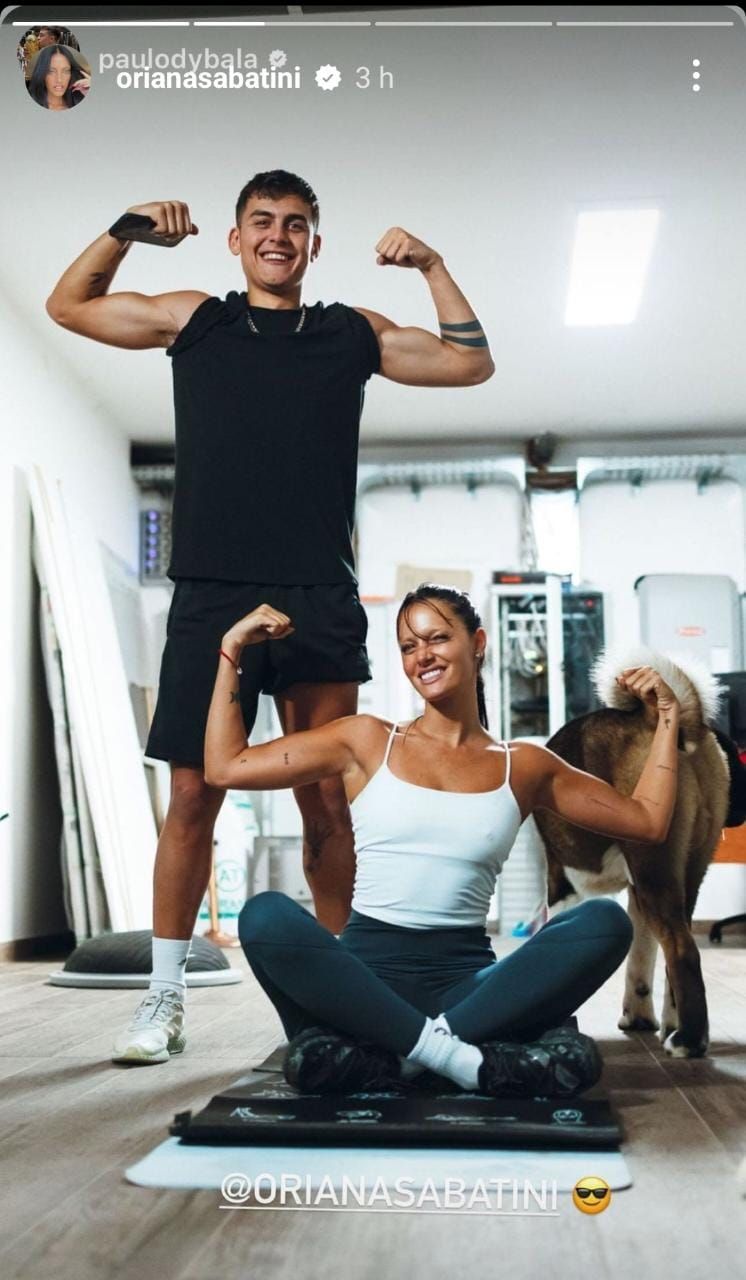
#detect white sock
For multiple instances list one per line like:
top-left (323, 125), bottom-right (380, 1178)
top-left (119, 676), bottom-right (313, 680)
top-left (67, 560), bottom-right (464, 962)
top-left (149, 937), bottom-right (190, 995)
top-left (405, 1014), bottom-right (483, 1091)
top-left (398, 1055), bottom-right (426, 1081)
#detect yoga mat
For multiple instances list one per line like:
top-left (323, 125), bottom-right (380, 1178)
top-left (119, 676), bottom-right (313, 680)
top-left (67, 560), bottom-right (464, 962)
top-left (126, 1137), bottom-right (631, 1194)
top-left (47, 968), bottom-right (243, 989)
top-left (253, 1043), bottom-right (287, 1072)
top-left (171, 1071), bottom-right (622, 1150)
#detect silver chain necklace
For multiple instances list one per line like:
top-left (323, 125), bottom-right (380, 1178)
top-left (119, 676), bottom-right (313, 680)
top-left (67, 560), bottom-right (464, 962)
top-left (246, 302), bottom-right (307, 335)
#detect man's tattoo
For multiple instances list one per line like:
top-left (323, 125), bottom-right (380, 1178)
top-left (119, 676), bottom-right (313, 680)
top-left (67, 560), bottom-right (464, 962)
top-left (284, 752), bottom-right (290, 765)
top-left (440, 319), bottom-right (488, 348)
top-left (664, 718), bottom-right (671, 729)
top-left (229, 691), bottom-right (240, 703)
top-left (440, 333), bottom-right (489, 348)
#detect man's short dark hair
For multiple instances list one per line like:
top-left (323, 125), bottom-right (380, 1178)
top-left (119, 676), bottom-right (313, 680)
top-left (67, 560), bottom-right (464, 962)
top-left (235, 170), bottom-right (320, 231)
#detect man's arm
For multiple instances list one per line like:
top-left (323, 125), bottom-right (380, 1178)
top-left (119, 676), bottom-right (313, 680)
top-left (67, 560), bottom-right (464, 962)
top-left (353, 226), bottom-right (495, 388)
top-left (46, 200), bottom-right (208, 350)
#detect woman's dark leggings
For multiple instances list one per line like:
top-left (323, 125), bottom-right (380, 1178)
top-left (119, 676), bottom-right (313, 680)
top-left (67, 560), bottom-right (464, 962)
top-left (238, 891), bottom-right (633, 1054)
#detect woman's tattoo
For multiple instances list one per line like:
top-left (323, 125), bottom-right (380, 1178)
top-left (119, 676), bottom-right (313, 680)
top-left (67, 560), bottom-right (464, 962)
top-left (229, 691), bottom-right (240, 704)
top-left (284, 752), bottom-right (290, 765)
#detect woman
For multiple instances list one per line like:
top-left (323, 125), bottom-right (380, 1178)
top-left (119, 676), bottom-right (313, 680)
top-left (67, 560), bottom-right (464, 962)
top-left (205, 584), bottom-right (680, 1098)
top-left (27, 44), bottom-right (90, 110)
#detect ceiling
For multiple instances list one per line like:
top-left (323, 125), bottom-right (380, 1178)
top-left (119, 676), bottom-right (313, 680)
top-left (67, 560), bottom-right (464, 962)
top-left (3, 3), bottom-right (746, 460)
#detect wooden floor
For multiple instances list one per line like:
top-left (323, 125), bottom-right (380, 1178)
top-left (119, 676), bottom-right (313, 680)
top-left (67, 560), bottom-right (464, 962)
top-left (1, 932), bottom-right (745, 1280)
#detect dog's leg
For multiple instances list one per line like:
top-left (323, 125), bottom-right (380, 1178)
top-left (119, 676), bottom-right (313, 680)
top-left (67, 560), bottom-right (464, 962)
top-left (632, 888), bottom-right (709, 1058)
top-left (618, 884), bottom-right (660, 1031)
top-left (544, 847), bottom-right (582, 918)
top-left (659, 925), bottom-right (708, 1058)
top-left (547, 892), bottom-right (582, 919)
top-left (660, 966), bottom-right (678, 1042)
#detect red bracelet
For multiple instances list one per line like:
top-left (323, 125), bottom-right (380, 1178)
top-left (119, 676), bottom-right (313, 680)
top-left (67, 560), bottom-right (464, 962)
top-left (219, 648), bottom-right (243, 676)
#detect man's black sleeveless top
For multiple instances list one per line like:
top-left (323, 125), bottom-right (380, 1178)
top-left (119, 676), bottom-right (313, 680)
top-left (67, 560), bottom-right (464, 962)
top-left (165, 292), bottom-right (380, 583)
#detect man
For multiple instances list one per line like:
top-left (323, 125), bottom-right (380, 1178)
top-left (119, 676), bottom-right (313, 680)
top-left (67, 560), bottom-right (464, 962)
top-left (36, 26), bottom-right (63, 48)
top-left (46, 170), bottom-right (494, 1064)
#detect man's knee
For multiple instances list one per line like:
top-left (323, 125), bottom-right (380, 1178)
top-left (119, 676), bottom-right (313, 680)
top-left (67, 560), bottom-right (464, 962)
top-left (167, 768), bottom-right (224, 829)
top-left (293, 777), bottom-right (352, 861)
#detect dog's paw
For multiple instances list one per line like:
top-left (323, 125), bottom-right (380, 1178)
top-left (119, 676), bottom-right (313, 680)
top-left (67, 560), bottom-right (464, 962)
top-left (662, 1029), bottom-right (708, 1058)
top-left (619, 1008), bottom-right (659, 1032)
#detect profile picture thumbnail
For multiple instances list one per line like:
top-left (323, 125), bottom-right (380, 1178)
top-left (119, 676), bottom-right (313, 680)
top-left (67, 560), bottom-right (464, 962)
top-left (18, 26), bottom-right (91, 112)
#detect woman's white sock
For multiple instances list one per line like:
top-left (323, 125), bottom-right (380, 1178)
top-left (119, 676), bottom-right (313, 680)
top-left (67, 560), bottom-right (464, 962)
top-left (149, 936), bottom-right (190, 995)
top-left (405, 1014), bottom-right (483, 1090)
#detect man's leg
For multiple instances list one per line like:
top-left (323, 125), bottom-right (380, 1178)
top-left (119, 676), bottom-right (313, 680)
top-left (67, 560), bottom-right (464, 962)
top-left (111, 766), bottom-right (226, 1064)
top-left (274, 681), bottom-right (359, 934)
top-left (153, 765), bottom-right (226, 936)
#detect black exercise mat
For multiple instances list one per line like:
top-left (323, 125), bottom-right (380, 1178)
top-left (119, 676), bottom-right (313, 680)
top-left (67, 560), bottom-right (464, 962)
top-left (171, 1072), bottom-right (622, 1149)
top-left (253, 1043), bottom-right (287, 1072)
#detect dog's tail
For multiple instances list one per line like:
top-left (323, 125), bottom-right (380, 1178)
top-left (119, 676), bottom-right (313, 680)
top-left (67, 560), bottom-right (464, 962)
top-left (591, 646), bottom-right (723, 753)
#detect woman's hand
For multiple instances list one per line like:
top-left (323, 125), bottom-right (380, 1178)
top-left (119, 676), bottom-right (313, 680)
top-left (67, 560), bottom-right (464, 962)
top-left (222, 604), bottom-right (294, 656)
top-left (71, 76), bottom-right (91, 96)
top-left (616, 666), bottom-right (679, 715)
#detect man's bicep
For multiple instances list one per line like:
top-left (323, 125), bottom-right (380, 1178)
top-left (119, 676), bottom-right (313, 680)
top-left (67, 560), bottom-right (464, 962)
top-left (49, 289), bottom-right (207, 350)
top-left (352, 306), bottom-right (476, 387)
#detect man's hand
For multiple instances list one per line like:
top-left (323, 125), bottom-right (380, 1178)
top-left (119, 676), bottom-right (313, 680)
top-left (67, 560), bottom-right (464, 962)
top-left (375, 227), bottom-right (442, 272)
top-left (125, 201), bottom-right (199, 245)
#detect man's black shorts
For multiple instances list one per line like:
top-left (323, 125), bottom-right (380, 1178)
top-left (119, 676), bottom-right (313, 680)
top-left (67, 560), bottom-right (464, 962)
top-left (145, 580), bottom-right (372, 767)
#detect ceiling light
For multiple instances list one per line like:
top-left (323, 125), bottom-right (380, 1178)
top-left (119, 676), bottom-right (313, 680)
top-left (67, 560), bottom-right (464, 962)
top-left (565, 209), bottom-right (660, 326)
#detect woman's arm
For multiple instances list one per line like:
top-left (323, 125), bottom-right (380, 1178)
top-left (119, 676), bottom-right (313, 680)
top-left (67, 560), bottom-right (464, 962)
top-left (203, 603), bottom-right (361, 791)
top-left (531, 666), bottom-right (680, 845)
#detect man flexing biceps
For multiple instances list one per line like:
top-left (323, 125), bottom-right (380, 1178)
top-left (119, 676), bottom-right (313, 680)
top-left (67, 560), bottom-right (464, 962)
top-left (46, 170), bottom-right (494, 1064)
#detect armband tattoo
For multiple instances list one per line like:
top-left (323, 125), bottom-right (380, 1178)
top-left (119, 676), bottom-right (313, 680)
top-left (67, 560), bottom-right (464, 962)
top-left (441, 335), bottom-right (489, 347)
top-left (440, 318), bottom-right (489, 348)
top-left (440, 320), bottom-right (483, 331)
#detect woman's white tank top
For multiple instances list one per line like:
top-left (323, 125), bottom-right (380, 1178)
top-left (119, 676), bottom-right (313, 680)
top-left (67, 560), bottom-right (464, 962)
top-left (350, 722), bottom-right (523, 930)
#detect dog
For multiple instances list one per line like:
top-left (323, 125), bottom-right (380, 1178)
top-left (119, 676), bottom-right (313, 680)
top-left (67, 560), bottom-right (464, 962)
top-left (533, 648), bottom-right (746, 1058)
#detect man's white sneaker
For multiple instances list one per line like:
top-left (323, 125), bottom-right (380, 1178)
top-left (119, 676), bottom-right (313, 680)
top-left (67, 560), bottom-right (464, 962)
top-left (111, 988), bottom-right (186, 1064)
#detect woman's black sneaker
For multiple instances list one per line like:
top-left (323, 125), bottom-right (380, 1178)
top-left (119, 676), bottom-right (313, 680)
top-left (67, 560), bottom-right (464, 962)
top-left (477, 1026), bottom-right (602, 1098)
top-left (283, 1026), bottom-right (404, 1094)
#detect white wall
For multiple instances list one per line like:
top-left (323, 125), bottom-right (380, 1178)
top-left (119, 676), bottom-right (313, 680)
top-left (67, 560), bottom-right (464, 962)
top-left (357, 481), bottom-right (524, 610)
top-left (579, 478), bottom-right (745, 654)
top-left (0, 294), bottom-right (140, 946)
